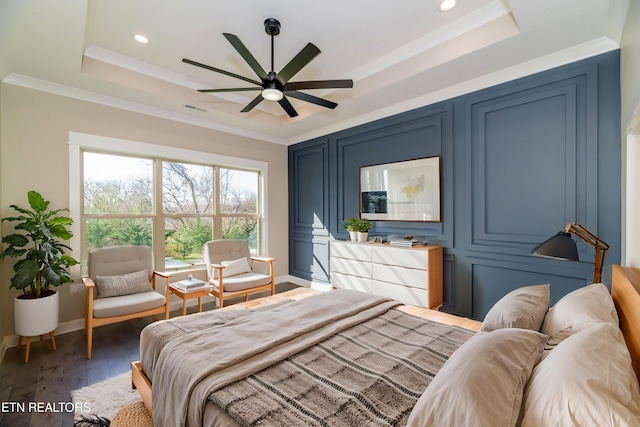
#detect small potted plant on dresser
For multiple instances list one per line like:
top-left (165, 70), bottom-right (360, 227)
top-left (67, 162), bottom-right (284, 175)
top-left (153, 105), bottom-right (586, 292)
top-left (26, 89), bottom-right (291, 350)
top-left (0, 191), bottom-right (78, 362)
top-left (342, 217), bottom-right (360, 242)
top-left (355, 218), bottom-right (373, 242)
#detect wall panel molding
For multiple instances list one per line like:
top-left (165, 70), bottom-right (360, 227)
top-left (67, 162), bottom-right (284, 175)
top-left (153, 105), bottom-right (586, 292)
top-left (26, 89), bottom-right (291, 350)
top-left (466, 68), bottom-right (599, 257)
top-left (289, 138), bottom-right (329, 236)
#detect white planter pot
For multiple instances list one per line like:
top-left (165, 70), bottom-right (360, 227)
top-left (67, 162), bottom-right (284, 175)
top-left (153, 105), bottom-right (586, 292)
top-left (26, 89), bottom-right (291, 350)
top-left (14, 291), bottom-right (59, 337)
top-left (349, 231), bottom-right (358, 241)
top-left (357, 232), bottom-right (369, 242)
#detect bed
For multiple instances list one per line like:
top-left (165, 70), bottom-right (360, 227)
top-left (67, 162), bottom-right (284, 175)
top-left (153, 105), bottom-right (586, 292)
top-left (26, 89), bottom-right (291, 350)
top-left (131, 264), bottom-right (640, 426)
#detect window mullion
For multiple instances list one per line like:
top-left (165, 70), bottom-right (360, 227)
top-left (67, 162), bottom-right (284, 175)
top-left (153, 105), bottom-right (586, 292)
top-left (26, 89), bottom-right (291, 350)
top-left (213, 166), bottom-right (223, 240)
top-left (154, 158), bottom-right (164, 270)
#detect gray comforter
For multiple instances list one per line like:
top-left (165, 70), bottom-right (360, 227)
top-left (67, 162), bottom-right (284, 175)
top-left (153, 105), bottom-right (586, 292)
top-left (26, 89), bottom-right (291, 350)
top-left (147, 290), bottom-right (472, 427)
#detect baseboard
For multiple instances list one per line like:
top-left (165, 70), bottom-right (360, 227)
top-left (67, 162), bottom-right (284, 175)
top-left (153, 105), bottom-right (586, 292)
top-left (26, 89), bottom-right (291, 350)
top-left (282, 275), bottom-right (331, 291)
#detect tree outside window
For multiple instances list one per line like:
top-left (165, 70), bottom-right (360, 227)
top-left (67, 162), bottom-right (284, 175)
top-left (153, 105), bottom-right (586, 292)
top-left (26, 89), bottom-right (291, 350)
top-left (82, 152), bottom-right (261, 270)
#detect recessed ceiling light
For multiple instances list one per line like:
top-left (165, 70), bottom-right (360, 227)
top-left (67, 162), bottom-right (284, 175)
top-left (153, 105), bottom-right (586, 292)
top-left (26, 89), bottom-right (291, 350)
top-left (133, 34), bottom-right (150, 44)
top-left (439, 0), bottom-right (457, 11)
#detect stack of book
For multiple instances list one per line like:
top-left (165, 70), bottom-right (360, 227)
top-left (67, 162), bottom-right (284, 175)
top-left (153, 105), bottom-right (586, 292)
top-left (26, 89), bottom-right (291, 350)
top-left (172, 277), bottom-right (209, 292)
top-left (390, 239), bottom-right (423, 247)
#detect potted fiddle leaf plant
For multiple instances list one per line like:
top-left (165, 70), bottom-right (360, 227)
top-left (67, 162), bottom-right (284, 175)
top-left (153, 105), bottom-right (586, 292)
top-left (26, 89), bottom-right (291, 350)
top-left (0, 190), bottom-right (79, 340)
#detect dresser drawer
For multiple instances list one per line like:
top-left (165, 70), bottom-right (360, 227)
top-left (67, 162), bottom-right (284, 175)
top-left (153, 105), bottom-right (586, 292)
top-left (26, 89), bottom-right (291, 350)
top-left (331, 241), bottom-right (372, 261)
top-left (372, 264), bottom-right (428, 289)
top-left (331, 257), bottom-right (372, 278)
top-left (372, 246), bottom-right (426, 270)
top-left (332, 272), bottom-right (373, 293)
top-left (372, 281), bottom-right (428, 307)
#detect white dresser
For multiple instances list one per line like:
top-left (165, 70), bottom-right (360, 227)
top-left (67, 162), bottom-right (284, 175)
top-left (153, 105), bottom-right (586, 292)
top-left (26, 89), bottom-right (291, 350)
top-left (330, 240), bottom-right (443, 309)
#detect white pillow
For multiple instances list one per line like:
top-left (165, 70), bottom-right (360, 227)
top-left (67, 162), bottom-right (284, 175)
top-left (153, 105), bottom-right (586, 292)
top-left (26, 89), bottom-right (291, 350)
top-left (406, 328), bottom-right (547, 427)
top-left (221, 257), bottom-right (251, 277)
top-left (521, 323), bottom-right (640, 427)
top-left (541, 283), bottom-right (618, 347)
top-left (480, 284), bottom-right (550, 332)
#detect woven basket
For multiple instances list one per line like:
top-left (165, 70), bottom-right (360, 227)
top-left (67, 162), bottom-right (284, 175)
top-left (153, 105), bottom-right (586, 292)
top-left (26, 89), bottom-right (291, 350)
top-left (111, 401), bottom-right (153, 427)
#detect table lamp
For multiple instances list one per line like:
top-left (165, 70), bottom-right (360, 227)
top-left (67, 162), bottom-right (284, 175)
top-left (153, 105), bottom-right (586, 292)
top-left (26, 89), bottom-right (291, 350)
top-left (531, 222), bottom-right (610, 283)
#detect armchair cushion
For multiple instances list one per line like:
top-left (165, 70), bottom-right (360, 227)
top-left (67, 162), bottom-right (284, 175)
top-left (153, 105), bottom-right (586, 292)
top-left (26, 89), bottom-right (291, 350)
top-left (93, 291), bottom-right (166, 318)
top-left (95, 269), bottom-right (153, 299)
top-left (221, 257), bottom-right (252, 277)
top-left (213, 272), bottom-right (272, 292)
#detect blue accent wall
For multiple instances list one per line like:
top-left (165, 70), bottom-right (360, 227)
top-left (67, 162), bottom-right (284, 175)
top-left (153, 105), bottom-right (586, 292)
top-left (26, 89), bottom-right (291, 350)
top-left (288, 51), bottom-right (621, 319)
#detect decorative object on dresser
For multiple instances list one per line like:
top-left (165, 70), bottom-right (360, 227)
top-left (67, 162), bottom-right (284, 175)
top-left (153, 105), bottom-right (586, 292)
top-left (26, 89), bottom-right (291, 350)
top-left (388, 234), bottom-right (427, 247)
top-left (341, 217), bottom-right (372, 242)
top-left (330, 240), bottom-right (443, 309)
top-left (531, 222), bottom-right (610, 283)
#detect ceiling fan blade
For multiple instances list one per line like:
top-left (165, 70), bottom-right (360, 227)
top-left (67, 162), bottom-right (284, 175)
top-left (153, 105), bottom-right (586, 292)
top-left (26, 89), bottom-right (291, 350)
top-left (241, 94), bottom-right (264, 113)
top-left (223, 33), bottom-right (269, 81)
top-left (182, 58), bottom-right (261, 86)
top-left (276, 43), bottom-right (321, 84)
top-left (198, 87), bottom-right (261, 93)
top-left (285, 91), bottom-right (338, 109)
top-left (284, 80), bottom-right (353, 91)
top-left (278, 96), bottom-right (299, 117)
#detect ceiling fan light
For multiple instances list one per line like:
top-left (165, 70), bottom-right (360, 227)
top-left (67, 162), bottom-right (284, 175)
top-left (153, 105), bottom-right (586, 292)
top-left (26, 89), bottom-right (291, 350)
top-left (262, 88), bottom-right (284, 101)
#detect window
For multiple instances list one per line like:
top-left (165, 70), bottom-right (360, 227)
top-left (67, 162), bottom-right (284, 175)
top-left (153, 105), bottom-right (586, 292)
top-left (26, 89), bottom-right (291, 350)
top-left (220, 168), bottom-right (259, 253)
top-left (80, 150), bottom-right (262, 272)
top-left (162, 161), bottom-right (214, 267)
top-left (83, 153), bottom-right (153, 254)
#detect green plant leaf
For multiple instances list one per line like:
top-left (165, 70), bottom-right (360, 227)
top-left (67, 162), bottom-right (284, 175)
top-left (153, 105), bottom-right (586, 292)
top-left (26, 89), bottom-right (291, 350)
top-left (11, 259), bottom-right (39, 290)
top-left (27, 191), bottom-right (49, 213)
top-left (0, 246), bottom-right (26, 259)
top-left (2, 234), bottom-right (29, 248)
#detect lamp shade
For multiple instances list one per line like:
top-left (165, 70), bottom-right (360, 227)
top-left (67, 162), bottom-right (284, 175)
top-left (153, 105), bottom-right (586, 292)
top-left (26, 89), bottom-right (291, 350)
top-left (531, 231), bottom-right (579, 261)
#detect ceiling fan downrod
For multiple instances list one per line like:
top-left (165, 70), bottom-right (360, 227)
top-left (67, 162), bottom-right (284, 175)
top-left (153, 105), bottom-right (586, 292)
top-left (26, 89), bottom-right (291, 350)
top-left (264, 18), bottom-right (280, 75)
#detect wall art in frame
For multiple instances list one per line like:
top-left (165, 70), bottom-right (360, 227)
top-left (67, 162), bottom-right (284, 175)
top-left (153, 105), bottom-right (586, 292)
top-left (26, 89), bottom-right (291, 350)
top-left (360, 156), bottom-right (441, 222)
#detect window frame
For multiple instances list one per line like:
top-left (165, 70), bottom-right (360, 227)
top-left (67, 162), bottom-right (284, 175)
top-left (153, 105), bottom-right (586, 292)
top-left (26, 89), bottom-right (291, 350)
top-left (69, 132), bottom-right (268, 274)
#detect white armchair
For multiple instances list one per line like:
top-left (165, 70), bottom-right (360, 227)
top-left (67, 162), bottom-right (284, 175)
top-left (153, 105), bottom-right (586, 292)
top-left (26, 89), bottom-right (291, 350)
top-left (203, 240), bottom-right (275, 308)
top-left (82, 245), bottom-right (170, 359)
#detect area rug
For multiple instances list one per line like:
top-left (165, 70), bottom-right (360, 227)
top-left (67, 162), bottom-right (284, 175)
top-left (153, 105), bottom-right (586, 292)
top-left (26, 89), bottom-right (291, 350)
top-left (71, 372), bottom-right (142, 422)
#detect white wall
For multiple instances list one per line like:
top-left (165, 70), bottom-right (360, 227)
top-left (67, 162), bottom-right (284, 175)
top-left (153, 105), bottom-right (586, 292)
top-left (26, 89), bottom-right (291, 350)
top-left (621, 0), bottom-right (640, 267)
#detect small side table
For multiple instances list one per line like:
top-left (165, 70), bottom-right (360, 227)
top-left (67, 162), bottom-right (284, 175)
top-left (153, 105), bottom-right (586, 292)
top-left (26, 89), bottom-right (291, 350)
top-left (169, 283), bottom-right (213, 316)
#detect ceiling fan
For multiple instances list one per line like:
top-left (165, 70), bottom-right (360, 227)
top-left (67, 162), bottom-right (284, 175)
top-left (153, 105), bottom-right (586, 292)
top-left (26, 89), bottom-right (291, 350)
top-left (182, 18), bottom-right (353, 118)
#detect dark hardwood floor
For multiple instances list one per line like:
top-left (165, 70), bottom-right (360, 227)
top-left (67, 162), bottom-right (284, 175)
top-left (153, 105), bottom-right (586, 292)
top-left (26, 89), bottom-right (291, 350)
top-left (0, 283), bottom-right (300, 427)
